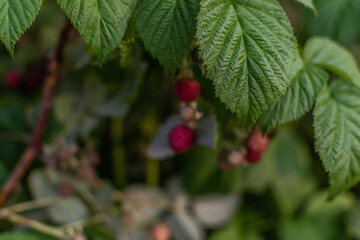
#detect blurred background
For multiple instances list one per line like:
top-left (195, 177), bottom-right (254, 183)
top-left (0, 0), bottom-right (360, 239)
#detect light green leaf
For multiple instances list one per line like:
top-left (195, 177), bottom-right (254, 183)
top-left (260, 65), bottom-right (328, 133)
top-left (294, 0), bottom-right (316, 13)
top-left (346, 204), bottom-right (360, 239)
top-left (243, 128), bottom-right (316, 215)
top-left (180, 146), bottom-right (242, 195)
top-left (210, 215), bottom-right (263, 240)
top-left (197, 0), bottom-right (297, 129)
top-left (0, 232), bottom-right (42, 240)
top-left (304, 37), bottom-right (360, 87)
top-left (0, 0), bottom-right (42, 56)
top-left (48, 196), bottom-right (90, 224)
top-left (314, 80), bottom-right (360, 197)
top-left (57, 0), bottom-right (136, 62)
top-left (278, 191), bottom-right (354, 240)
top-left (135, 0), bottom-right (199, 74)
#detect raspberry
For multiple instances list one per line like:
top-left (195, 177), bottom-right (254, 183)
top-left (247, 129), bottom-right (269, 153)
top-left (246, 150), bottom-right (262, 164)
top-left (5, 69), bottom-right (21, 88)
top-left (168, 125), bottom-right (196, 153)
top-left (175, 78), bottom-right (200, 102)
top-left (151, 223), bottom-right (171, 240)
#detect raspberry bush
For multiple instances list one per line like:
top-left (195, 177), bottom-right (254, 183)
top-left (1, 0), bottom-right (360, 239)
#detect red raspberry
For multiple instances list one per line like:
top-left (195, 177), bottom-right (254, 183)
top-left (168, 125), bottom-right (196, 153)
top-left (5, 69), bottom-right (21, 88)
top-left (247, 129), bottom-right (269, 153)
top-left (246, 150), bottom-right (262, 164)
top-left (151, 223), bottom-right (171, 240)
top-left (175, 78), bottom-right (200, 102)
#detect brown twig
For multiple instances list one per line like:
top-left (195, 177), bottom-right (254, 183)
top-left (0, 21), bottom-right (73, 207)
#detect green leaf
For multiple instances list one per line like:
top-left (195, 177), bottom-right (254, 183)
top-left (57, 0), bottom-right (136, 62)
top-left (278, 191), bottom-right (354, 240)
top-left (260, 65), bottom-right (328, 133)
top-left (242, 128), bottom-right (316, 215)
top-left (197, 0), bottom-right (297, 129)
top-left (179, 146), bottom-right (242, 195)
top-left (48, 196), bottom-right (90, 224)
top-left (210, 215), bottom-right (263, 240)
top-left (135, 0), bottom-right (199, 74)
top-left (304, 37), bottom-right (360, 87)
top-left (0, 0), bottom-right (42, 56)
top-left (346, 204), bottom-right (360, 239)
top-left (314, 80), bottom-right (360, 197)
top-left (304, 0), bottom-right (360, 45)
top-left (294, 0), bottom-right (316, 14)
top-left (0, 232), bottom-right (42, 240)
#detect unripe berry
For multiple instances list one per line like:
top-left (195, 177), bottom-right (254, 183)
top-left (151, 223), bottom-right (171, 240)
top-left (179, 103), bottom-right (197, 122)
top-left (246, 150), bottom-right (262, 164)
top-left (247, 129), bottom-right (269, 153)
top-left (218, 149), bottom-right (246, 170)
top-left (168, 125), bottom-right (196, 153)
top-left (5, 69), bottom-right (21, 88)
top-left (175, 78), bottom-right (200, 102)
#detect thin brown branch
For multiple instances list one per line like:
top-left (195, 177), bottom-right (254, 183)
top-left (0, 21), bottom-right (73, 207)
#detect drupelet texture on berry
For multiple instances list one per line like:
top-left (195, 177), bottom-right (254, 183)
top-left (247, 129), bottom-right (269, 153)
top-left (168, 125), bottom-right (196, 153)
top-left (175, 78), bottom-right (200, 102)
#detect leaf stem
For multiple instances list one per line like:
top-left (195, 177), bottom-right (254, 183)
top-left (111, 118), bottom-right (127, 189)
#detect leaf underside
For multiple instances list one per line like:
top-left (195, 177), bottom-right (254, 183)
top-left (314, 80), bottom-right (360, 198)
top-left (135, 0), bottom-right (199, 74)
top-left (197, 0), bottom-right (297, 129)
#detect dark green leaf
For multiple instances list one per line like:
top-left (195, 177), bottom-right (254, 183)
top-left (0, 0), bottom-right (42, 56)
top-left (57, 0), bottom-right (136, 61)
top-left (260, 65), bottom-right (328, 133)
top-left (135, 0), bottom-right (199, 74)
top-left (197, 0), bottom-right (297, 129)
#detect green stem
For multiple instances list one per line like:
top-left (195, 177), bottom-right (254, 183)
top-left (111, 118), bottom-right (126, 189)
top-left (146, 158), bottom-right (159, 187)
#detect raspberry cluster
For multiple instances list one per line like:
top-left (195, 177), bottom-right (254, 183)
top-left (218, 129), bottom-right (270, 170)
top-left (168, 78), bottom-right (201, 154)
top-left (245, 129), bottom-right (269, 163)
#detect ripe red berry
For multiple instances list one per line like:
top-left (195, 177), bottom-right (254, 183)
top-left (168, 125), bottom-right (196, 153)
top-left (5, 69), bottom-right (21, 88)
top-left (246, 150), bottom-right (262, 164)
top-left (247, 129), bottom-right (269, 153)
top-left (175, 78), bottom-right (200, 102)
